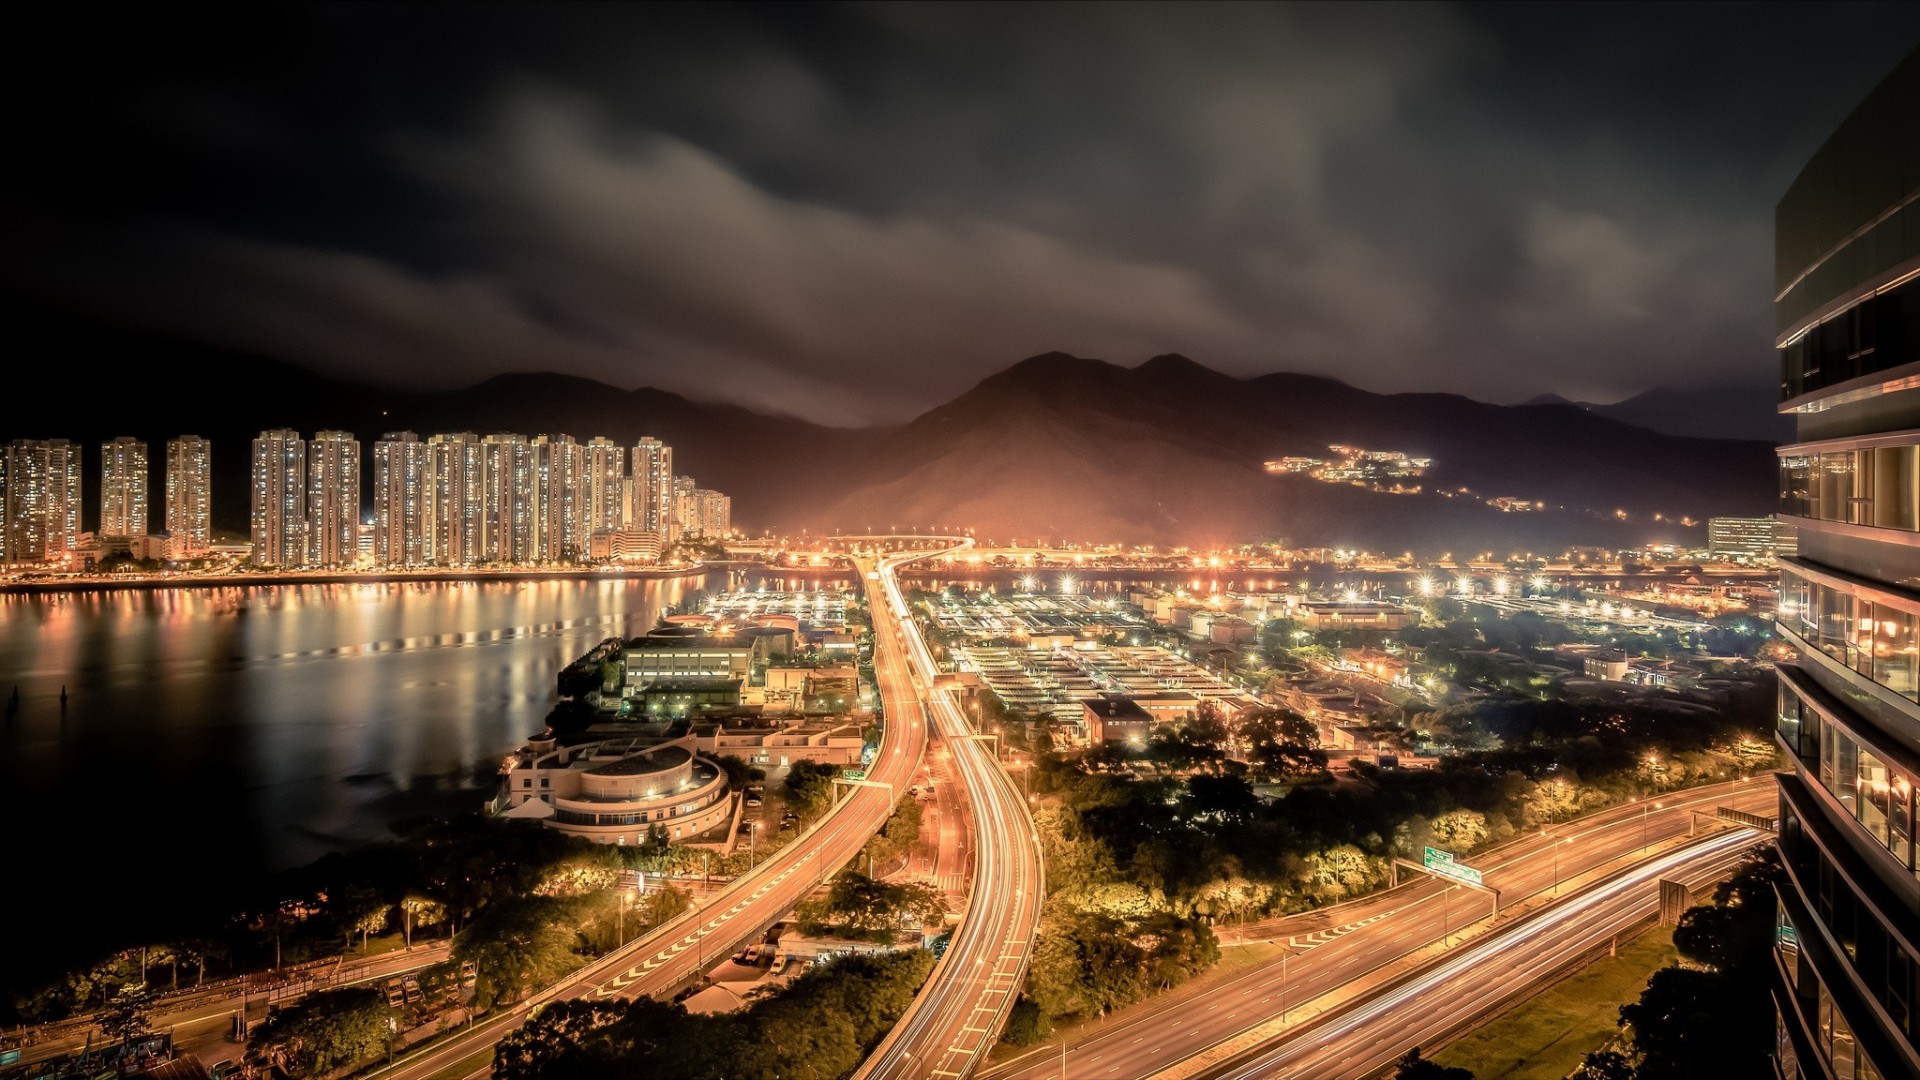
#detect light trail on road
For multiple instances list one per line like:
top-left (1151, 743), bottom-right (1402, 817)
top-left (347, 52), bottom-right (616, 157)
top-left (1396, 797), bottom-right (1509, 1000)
top-left (981, 779), bottom-right (1774, 1080)
top-left (369, 544), bottom-right (951, 1080)
top-left (856, 542), bottom-right (1046, 1080)
top-left (1198, 827), bottom-right (1761, 1080)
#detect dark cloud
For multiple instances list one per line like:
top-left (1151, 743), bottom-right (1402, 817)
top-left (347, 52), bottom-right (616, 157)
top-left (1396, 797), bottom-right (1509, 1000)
top-left (5, 3), bottom-right (1918, 424)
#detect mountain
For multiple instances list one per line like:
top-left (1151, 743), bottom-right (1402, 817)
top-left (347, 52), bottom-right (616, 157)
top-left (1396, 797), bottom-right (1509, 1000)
top-left (5, 301), bottom-right (1775, 550)
top-left (6, 301), bottom-right (881, 537)
top-left (1522, 386), bottom-right (1792, 443)
top-left (803, 353), bottom-right (1776, 548)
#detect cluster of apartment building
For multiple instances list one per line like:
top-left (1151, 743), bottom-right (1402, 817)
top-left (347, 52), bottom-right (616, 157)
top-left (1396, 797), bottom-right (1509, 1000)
top-left (261, 429), bottom-right (730, 569)
top-left (0, 436), bottom-right (211, 566)
top-left (0, 430), bottom-right (734, 571)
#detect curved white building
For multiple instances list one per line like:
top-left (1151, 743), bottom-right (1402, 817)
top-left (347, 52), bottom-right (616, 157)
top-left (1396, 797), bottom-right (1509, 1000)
top-left (496, 733), bottom-right (733, 845)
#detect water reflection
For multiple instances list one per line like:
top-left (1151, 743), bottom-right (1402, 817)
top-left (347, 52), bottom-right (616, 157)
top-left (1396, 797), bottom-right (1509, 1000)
top-left (0, 575), bottom-right (739, 922)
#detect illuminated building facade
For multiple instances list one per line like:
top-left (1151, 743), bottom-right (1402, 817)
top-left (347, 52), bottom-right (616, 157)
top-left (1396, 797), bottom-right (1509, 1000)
top-left (1709, 516), bottom-right (1797, 562)
top-left (250, 429), bottom-right (306, 568)
top-left (633, 436), bottom-right (673, 537)
top-left (374, 432), bottom-right (430, 567)
top-left (1770, 48), bottom-right (1920, 1080)
top-left (671, 475), bottom-right (697, 543)
top-left (480, 433), bottom-right (533, 564)
top-left (585, 437), bottom-right (626, 536)
top-left (165, 436), bottom-right (211, 557)
top-left (532, 433), bottom-right (585, 563)
top-left (98, 437), bottom-right (147, 538)
top-left (2, 439), bottom-right (82, 565)
top-left (495, 733), bottom-right (732, 846)
top-left (427, 432), bottom-right (484, 567)
top-left (306, 431), bottom-right (361, 568)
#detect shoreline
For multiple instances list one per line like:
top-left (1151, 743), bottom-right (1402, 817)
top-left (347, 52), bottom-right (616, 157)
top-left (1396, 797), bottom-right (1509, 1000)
top-left (0, 563), bottom-right (722, 596)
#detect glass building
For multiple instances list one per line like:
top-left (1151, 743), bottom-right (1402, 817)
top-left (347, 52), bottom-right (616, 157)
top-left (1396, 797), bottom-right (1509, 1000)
top-left (1772, 46), bottom-right (1920, 1080)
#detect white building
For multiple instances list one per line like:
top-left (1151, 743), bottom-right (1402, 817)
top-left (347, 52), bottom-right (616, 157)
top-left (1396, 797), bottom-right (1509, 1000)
top-left (374, 432), bottom-right (430, 567)
top-left (427, 432), bottom-right (484, 566)
top-left (2, 439), bottom-right (82, 565)
top-left (99, 437), bottom-right (147, 538)
top-left (496, 733), bottom-right (733, 846)
top-left (633, 437), bottom-right (674, 538)
top-left (250, 429), bottom-right (306, 568)
top-left (585, 437), bottom-right (626, 537)
top-left (480, 433), bottom-right (533, 564)
top-left (532, 433), bottom-right (585, 563)
top-left (307, 431), bottom-right (361, 568)
top-left (165, 436), bottom-right (211, 557)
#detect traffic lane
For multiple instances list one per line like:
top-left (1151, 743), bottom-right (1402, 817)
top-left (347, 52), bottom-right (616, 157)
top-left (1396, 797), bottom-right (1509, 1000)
top-left (981, 783), bottom-right (1775, 1080)
top-left (857, 549), bottom-right (1042, 1080)
top-left (1209, 830), bottom-right (1758, 1080)
top-left (374, 556), bottom-right (934, 1078)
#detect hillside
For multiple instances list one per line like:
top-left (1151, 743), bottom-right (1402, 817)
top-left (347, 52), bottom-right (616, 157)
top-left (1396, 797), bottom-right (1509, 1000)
top-left (5, 305), bottom-right (1775, 550)
top-left (1522, 386), bottom-right (1791, 443)
top-left (804, 353), bottom-right (1776, 548)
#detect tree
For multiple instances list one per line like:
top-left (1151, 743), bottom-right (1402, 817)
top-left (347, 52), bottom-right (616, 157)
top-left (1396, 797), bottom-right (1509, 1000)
top-left (1392, 1047), bottom-right (1474, 1079)
top-left (1427, 809), bottom-right (1489, 852)
top-left (1572, 1049), bottom-right (1634, 1080)
top-left (785, 759), bottom-right (842, 819)
top-left (1238, 708), bottom-right (1327, 780)
top-left (453, 897), bottom-right (585, 1011)
top-left (1618, 968), bottom-right (1758, 1078)
top-left (1184, 773), bottom-right (1259, 824)
top-left (493, 999), bottom-right (630, 1080)
top-left (1000, 995), bottom-right (1052, 1047)
top-left (98, 985), bottom-right (154, 1046)
top-left (246, 987), bottom-right (396, 1077)
top-left (400, 895), bottom-right (448, 949)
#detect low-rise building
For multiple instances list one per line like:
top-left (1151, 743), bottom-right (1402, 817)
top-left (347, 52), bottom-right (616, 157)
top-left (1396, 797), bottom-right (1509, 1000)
top-left (629, 676), bottom-right (744, 716)
top-left (1584, 649), bottom-right (1631, 681)
top-left (692, 718), bottom-right (864, 768)
top-left (1295, 600), bottom-right (1413, 632)
top-left (495, 733), bottom-right (732, 845)
top-left (589, 528), bottom-right (664, 563)
top-left (1082, 694), bottom-right (1154, 745)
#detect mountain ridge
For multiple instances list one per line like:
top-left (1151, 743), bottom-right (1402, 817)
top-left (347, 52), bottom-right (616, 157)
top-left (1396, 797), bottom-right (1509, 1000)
top-left (6, 301), bottom-right (1774, 550)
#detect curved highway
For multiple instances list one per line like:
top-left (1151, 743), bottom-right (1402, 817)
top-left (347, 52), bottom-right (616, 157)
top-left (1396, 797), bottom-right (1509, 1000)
top-left (372, 544), bottom-right (946, 1080)
top-left (981, 778), bottom-right (1774, 1080)
top-left (856, 543), bottom-right (1046, 1080)
top-left (1197, 827), bottom-right (1762, 1079)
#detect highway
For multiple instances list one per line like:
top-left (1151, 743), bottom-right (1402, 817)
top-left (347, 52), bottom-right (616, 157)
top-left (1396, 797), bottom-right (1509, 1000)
top-left (371, 546), bottom-right (944, 1080)
top-left (980, 778), bottom-right (1774, 1080)
top-left (1195, 827), bottom-right (1762, 1079)
top-left (855, 544), bottom-right (1047, 1080)
top-left (15, 943), bottom-right (453, 1073)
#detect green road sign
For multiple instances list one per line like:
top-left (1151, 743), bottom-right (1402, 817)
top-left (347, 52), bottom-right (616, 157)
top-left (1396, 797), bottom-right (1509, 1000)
top-left (1423, 845), bottom-right (1483, 886)
top-left (842, 768), bottom-right (868, 781)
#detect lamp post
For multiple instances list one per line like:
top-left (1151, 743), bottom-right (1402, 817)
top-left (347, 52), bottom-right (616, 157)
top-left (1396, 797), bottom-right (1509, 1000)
top-left (1281, 948), bottom-right (1292, 1025)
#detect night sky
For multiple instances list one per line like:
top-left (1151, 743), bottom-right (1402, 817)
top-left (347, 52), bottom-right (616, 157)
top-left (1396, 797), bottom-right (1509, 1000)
top-left (5, 3), bottom-right (1919, 425)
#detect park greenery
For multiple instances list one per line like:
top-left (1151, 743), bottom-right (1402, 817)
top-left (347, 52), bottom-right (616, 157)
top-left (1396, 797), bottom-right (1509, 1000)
top-left (1574, 846), bottom-right (1783, 1080)
top-left (244, 986), bottom-right (397, 1077)
top-left (4, 816), bottom-right (688, 1028)
top-left (796, 871), bottom-right (947, 942)
top-left (1010, 689), bottom-right (1778, 1033)
top-left (491, 949), bottom-right (935, 1080)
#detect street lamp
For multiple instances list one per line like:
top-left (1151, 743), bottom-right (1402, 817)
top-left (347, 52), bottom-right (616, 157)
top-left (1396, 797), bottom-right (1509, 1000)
top-left (1281, 947), bottom-right (1292, 1025)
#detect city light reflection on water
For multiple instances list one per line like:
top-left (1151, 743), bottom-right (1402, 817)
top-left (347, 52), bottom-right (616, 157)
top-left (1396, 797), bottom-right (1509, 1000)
top-left (0, 573), bottom-right (808, 931)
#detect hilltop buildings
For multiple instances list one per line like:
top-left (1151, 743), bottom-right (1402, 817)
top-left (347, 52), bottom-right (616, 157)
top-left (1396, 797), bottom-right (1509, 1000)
top-left (1770, 49), bottom-right (1920, 1080)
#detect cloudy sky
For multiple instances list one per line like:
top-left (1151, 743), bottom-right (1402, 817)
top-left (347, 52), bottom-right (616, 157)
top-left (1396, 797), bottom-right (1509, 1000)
top-left (6, 3), bottom-right (1918, 424)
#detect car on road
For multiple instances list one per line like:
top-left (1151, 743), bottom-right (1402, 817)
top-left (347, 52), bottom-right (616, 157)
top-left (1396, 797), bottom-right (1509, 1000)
top-left (746, 796), bottom-right (762, 806)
